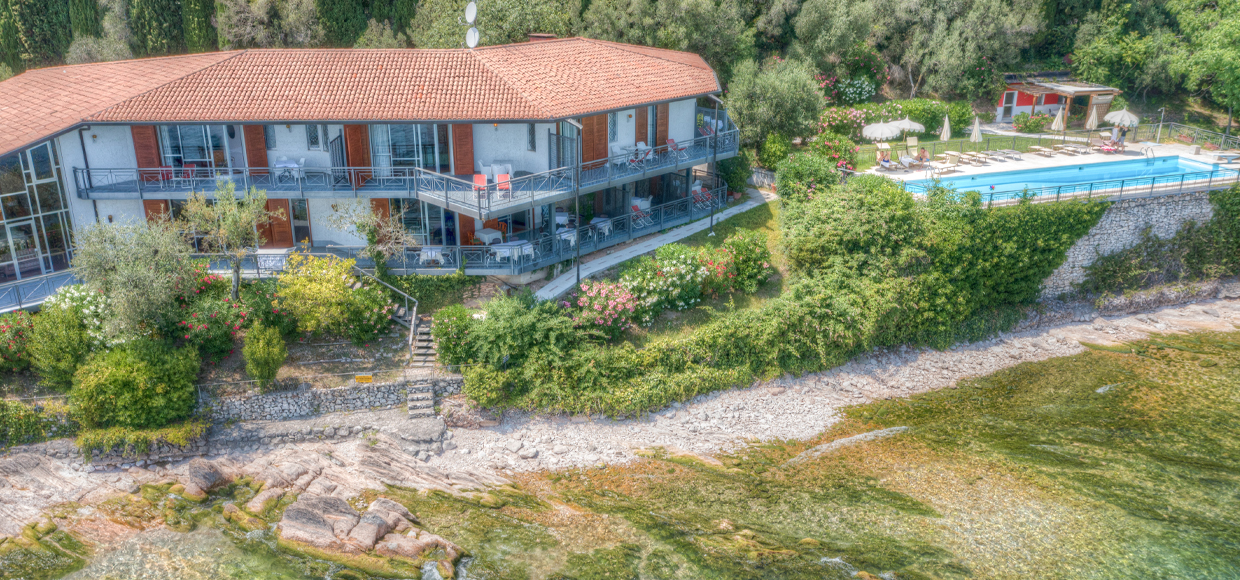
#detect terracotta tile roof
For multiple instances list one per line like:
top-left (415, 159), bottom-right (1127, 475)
top-left (0, 52), bottom-right (240, 157)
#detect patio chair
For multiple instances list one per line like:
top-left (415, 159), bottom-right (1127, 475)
top-left (899, 149), bottom-right (923, 169)
top-left (929, 152), bottom-right (962, 176)
top-left (667, 138), bottom-right (689, 161)
top-left (906, 136), bottom-right (919, 149)
top-left (157, 165), bottom-right (174, 189)
top-left (177, 163), bottom-right (198, 187)
top-left (495, 173), bottom-right (511, 198)
top-left (995, 149), bottom-right (1023, 160)
top-left (627, 147), bottom-right (650, 170)
top-left (631, 205), bottom-right (654, 228)
top-left (1029, 145), bottom-right (1056, 156)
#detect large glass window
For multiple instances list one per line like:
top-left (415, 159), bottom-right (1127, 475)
top-left (159, 125), bottom-right (229, 169)
top-left (370, 124), bottom-right (451, 174)
top-left (0, 142), bottom-right (74, 283)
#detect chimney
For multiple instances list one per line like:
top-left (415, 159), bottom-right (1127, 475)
top-left (528, 33), bottom-right (557, 42)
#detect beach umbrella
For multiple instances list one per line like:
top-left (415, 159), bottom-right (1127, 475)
top-left (890, 116), bottom-right (925, 133)
top-left (1085, 107), bottom-right (1100, 131)
top-left (1103, 108), bottom-right (1140, 127)
top-left (862, 122), bottom-right (902, 141)
top-left (970, 116), bottom-right (984, 152)
top-left (1050, 106), bottom-right (1067, 132)
top-left (939, 115), bottom-right (951, 141)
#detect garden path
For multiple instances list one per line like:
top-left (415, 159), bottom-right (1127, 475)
top-left (534, 188), bottom-right (776, 301)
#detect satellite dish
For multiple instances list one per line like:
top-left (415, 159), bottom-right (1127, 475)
top-left (465, 27), bottom-right (479, 48)
top-left (464, 1), bottom-right (477, 24)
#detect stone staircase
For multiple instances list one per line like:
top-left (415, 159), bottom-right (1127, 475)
top-left (410, 322), bottom-right (436, 368)
top-left (407, 383), bottom-right (435, 419)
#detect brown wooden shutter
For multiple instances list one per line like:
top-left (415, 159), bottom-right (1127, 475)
top-left (261, 199), bottom-right (292, 249)
top-left (344, 125), bottom-right (371, 187)
top-left (142, 199), bottom-right (169, 221)
top-left (635, 107), bottom-right (648, 146)
top-left (451, 124), bottom-right (474, 175)
top-left (581, 114), bottom-right (608, 170)
top-left (655, 103), bottom-right (669, 148)
top-left (460, 217), bottom-right (477, 245)
top-left (132, 126), bottom-right (161, 182)
top-left (242, 125), bottom-right (269, 175)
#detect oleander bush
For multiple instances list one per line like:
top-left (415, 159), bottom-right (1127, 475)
top-left (43, 284), bottom-right (113, 348)
top-left (173, 297), bottom-right (244, 360)
top-left (721, 229), bottom-right (776, 293)
top-left (345, 283), bottom-right (396, 345)
top-left (0, 311), bottom-right (33, 373)
top-left (818, 99), bottom-right (975, 139)
top-left (810, 132), bottom-right (860, 172)
top-left (244, 324), bottom-right (287, 391)
top-left (1013, 111), bottom-right (1054, 133)
top-left (620, 244), bottom-right (709, 325)
top-left (240, 278), bottom-right (299, 337)
top-left (29, 304), bottom-right (91, 391)
top-left (570, 280), bottom-right (638, 340)
top-left (70, 340), bottom-right (200, 430)
top-left (758, 133), bottom-right (793, 169)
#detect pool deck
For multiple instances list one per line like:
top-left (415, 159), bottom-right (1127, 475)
top-left (872, 142), bottom-right (1229, 184)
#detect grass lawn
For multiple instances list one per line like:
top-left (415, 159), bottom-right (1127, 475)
top-left (624, 199), bottom-right (788, 347)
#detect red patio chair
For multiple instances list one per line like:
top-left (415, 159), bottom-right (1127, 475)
top-left (667, 138), bottom-right (689, 161)
top-left (495, 173), bottom-right (511, 199)
top-left (473, 174), bottom-right (488, 200)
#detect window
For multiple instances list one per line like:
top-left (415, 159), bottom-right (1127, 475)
top-left (1035, 94), bottom-right (1045, 107)
top-left (264, 125), bottom-right (277, 150)
top-left (159, 125), bottom-right (228, 168)
top-left (369, 124), bottom-right (450, 173)
top-left (608, 113), bottom-right (617, 142)
top-left (527, 123), bottom-right (536, 151)
top-left (306, 125), bottom-right (324, 150)
top-left (647, 106), bottom-right (656, 145)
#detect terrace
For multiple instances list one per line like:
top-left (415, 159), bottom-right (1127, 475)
top-left (71, 109), bottom-right (739, 221)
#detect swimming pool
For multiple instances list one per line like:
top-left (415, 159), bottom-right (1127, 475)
top-left (904, 156), bottom-right (1236, 200)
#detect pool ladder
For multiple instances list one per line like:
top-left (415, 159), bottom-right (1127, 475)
top-left (1142, 147), bottom-right (1155, 161)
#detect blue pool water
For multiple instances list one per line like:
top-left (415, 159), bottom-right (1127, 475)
top-left (905, 156), bottom-right (1233, 200)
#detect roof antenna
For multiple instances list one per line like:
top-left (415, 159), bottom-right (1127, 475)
top-left (461, 2), bottom-right (479, 49)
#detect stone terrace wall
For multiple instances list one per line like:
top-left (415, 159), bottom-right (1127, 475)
top-left (1040, 192), bottom-right (1215, 298)
top-left (206, 377), bottom-right (463, 423)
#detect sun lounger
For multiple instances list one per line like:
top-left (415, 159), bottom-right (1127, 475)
top-left (1090, 138), bottom-right (1119, 154)
top-left (930, 152), bottom-right (962, 176)
top-left (1029, 146), bottom-right (1056, 156)
top-left (993, 149), bottom-right (1022, 160)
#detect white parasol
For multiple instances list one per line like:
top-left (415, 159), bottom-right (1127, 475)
top-left (1103, 108), bottom-right (1140, 128)
top-left (939, 115), bottom-right (951, 141)
top-left (862, 122), bottom-right (902, 141)
top-left (1085, 107), bottom-right (1100, 131)
top-left (1050, 107), bottom-right (1067, 132)
top-left (890, 116), bottom-right (925, 133)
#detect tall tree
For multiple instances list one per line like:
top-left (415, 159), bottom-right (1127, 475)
top-left (180, 0), bottom-right (215, 51)
top-left (67, 0), bottom-right (133, 63)
top-left (725, 57), bottom-right (823, 144)
top-left (1169, 0), bottom-right (1240, 130)
top-left (368, 0), bottom-right (415, 38)
top-left (69, 0), bottom-right (103, 38)
top-left (790, 0), bottom-right (871, 76)
top-left (179, 181), bottom-right (283, 301)
top-left (411, 0), bottom-right (579, 48)
top-left (353, 18), bottom-right (406, 47)
top-left (314, 0), bottom-right (366, 46)
top-left (128, 0), bottom-right (183, 55)
top-left (9, 0), bottom-right (72, 65)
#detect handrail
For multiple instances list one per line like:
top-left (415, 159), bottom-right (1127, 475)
top-left (903, 166), bottom-right (1240, 207)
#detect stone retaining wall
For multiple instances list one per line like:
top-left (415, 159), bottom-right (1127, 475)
top-left (1040, 192), bottom-right (1215, 298)
top-left (205, 377), bottom-right (464, 423)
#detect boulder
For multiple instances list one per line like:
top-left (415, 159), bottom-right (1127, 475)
top-left (245, 487), bottom-right (286, 515)
top-left (345, 498), bottom-right (417, 550)
top-left (278, 495), bottom-right (361, 552)
top-left (375, 528), bottom-right (465, 564)
top-left (181, 458), bottom-right (228, 493)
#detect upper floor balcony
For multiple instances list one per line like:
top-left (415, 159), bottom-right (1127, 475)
top-left (71, 109), bottom-right (738, 220)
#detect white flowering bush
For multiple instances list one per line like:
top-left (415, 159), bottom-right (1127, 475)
top-left (834, 77), bottom-right (876, 105)
top-left (619, 244), bottom-right (709, 325)
top-left (44, 284), bottom-right (115, 348)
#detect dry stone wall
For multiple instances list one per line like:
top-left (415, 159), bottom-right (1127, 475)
top-left (1040, 192), bottom-right (1215, 298)
top-left (206, 377), bottom-right (463, 423)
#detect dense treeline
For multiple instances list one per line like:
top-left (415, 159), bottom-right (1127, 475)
top-left (0, 0), bottom-right (1236, 130)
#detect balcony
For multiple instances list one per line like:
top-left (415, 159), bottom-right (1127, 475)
top-left (72, 110), bottom-right (738, 220)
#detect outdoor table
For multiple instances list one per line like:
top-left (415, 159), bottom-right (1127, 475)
top-left (590, 217), bottom-right (612, 237)
top-left (476, 228), bottom-right (504, 245)
top-left (419, 246), bottom-right (444, 263)
top-left (555, 211), bottom-right (569, 226)
top-left (273, 159), bottom-right (300, 181)
top-left (557, 228), bottom-right (576, 246)
top-left (492, 240), bottom-right (533, 261)
top-left (632, 197), bottom-right (652, 210)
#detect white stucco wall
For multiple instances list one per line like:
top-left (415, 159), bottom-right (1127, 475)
top-left (669, 99), bottom-right (696, 144)
top-left (470, 123), bottom-right (554, 175)
top-left (996, 104), bottom-right (1066, 123)
top-left (612, 109), bottom-right (636, 151)
top-left (54, 133), bottom-right (99, 228)
top-left (307, 198), bottom-right (366, 247)
top-left (94, 200), bottom-right (145, 225)
top-left (262, 124), bottom-right (338, 169)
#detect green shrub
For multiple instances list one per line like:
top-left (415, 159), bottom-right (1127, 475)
top-left (345, 284), bottom-right (395, 345)
top-left (758, 133), bottom-right (792, 169)
top-left (390, 270), bottom-right (480, 313)
top-left (240, 278), bottom-right (298, 336)
top-left (774, 153), bottom-right (841, 203)
top-left (431, 304), bottom-right (476, 366)
top-left (43, 284), bottom-right (112, 348)
top-left (0, 310), bottom-right (33, 373)
top-left (29, 305), bottom-right (90, 391)
top-left (722, 229), bottom-right (775, 293)
top-left (470, 292), bottom-right (590, 370)
top-left (810, 132), bottom-right (859, 172)
top-left (244, 325), bottom-right (287, 391)
top-left (0, 399), bottom-right (76, 447)
top-left (1012, 111), bottom-right (1053, 133)
top-left (173, 297), bottom-right (242, 360)
top-left (461, 365), bottom-right (510, 408)
top-left (76, 420), bottom-right (207, 460)
top-left (717, 150), bottom-right (754, 194)
top-left (619, 244), bottom-right (708, 325)
top-left (70, 340), bottom-right (200, 430)
top-left (276, 253), bottom-right (355, 337)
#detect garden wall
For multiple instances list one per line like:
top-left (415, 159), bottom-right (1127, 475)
top-left (1040, 192), bottom-right (1215, 298)
top-left (205, 376), bottom-right (464, 423)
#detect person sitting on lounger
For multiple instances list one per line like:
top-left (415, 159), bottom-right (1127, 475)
top-left (879, 150), bottom-right (895, 170)
top-left (919, 148), bottom-right (930, 163)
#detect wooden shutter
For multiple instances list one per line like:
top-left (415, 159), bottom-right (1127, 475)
top-left (142, 200), bottom-right (169, 222)
top-left (581, 114), bottom-right (608, 170)
top-left (261, 199), bottom-right (292, 249)
top-left (343, 125), bottom-right (372, 188)
top-left (655, 103), bottom-right (669, 148)
top-left (460, 217), bottom-right (477, 245)
top-left (132, 126), bottom-right (161, 182)
top-left (635, 107), bottom-right (648, 146)
top-left (242, 125), bottom-right (269, 175)
top-left (451, 124), bottom-right (474, 175)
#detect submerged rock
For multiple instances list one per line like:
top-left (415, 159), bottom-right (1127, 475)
top-left (278, 495), bottom-right (360, 552)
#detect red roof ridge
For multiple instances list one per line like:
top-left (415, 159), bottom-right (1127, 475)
top-left (576, 38), bottom-right (713, 71)
top-left (11, 50), bottom-right (241, 74)
top-left (84, 51), bottom-right (250, 122)
top-left (466, 46), bottom-right (558, 120)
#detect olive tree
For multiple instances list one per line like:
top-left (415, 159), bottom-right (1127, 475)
top-left (179, 180), bottom-right (283, 301)
top-left (323, 199), bottom-right (419, 278)
top-left (725, 57), bottom-right (823, 144)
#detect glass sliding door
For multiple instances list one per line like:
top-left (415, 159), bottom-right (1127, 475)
top-left (159, 125), bottom-right (230, 170)
top-left (7, 221), bottom-right (44, 279)
top-left (0, 142), bottom-right (74, 283)
top-left (370, 124), bottom-right (451, 175)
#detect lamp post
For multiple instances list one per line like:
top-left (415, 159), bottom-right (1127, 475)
top-left (563, 118), bottom-right (584, 288)
top-left (1156, 107), bottom-right (1166, 143)
top-left (707, 94), bottom-right (725, 237)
